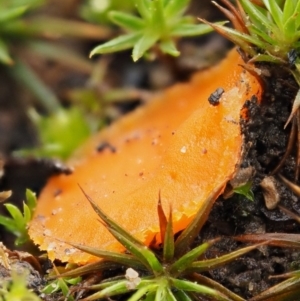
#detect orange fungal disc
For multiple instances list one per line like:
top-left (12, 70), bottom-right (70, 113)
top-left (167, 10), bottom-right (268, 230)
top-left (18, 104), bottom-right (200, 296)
top-left (29, 49), bottom-right (262, 264)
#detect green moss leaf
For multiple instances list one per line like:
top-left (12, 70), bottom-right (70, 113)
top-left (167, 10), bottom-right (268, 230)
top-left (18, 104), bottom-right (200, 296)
top-left (25, 189), bottom-right (37, 212)
top-left (135, 0), bottom-right (152, 20)
top-left (0, 38), bottom-right (13, 65)
top-left (109, 11), bottom-right (145, 31)
top-left (233, 182), bottom-right (254, 201)
top-left (164, 0), bottom-right (190, 18)
top-left (90, 32), bottom-right (142, 57)
top-left (171, 22), bottom-right (216, 37)
top-left (132, 33), bottom-right (159, 61)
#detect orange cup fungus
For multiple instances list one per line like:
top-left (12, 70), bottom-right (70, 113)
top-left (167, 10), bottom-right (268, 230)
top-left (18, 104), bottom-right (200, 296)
top-left (29, 49), bottom-right (262, 264)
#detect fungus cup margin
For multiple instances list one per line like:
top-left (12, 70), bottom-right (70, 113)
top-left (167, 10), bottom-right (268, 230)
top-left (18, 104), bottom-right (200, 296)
top-left (54, 181), bottom-right (259, 301)
top-left (28, 48), bottom-right (262, 264)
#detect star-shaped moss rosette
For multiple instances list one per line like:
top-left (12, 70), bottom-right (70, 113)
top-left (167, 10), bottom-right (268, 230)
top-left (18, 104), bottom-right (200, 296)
top-left (58, 183), bottom-right (259, 301)
top-left (89, 0), bottom-right (224, 61)
top-left (202, 0), bottom-right (300, 63)
top-left (199, 0), bottom-right (300, 126)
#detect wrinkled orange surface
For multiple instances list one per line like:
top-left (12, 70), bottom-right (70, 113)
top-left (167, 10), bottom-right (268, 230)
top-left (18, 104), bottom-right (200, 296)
top-left (29, 49), bottom-right (262, 264)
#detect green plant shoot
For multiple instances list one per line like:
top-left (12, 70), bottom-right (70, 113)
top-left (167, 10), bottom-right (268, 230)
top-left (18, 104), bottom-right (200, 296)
top-left (90, 0), bottom-right (222, 61)
top-left (0, 189), bottom-right (37, 246)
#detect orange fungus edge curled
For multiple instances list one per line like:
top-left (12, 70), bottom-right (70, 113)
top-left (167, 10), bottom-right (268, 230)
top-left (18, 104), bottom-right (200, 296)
top-left (29, 48), bottom-right (262, 264)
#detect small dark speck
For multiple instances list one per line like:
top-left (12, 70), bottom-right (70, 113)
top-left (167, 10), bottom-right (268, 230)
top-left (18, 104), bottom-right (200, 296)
top-left (53, 189), bottom-right (62, 197)
top-left (125, 173), bottom-right (128, 176)
top-left (288, 49), bottom-right (298, 66)
top-left (172, 132), bottom-right (175, 135)
top-left (139, 172), bottom-right (144, 176)
top-left (96, 141), bottom-right (116, 153)
top-left (208, 87), bottom-right (224, 106)
top-left (112, 190), bottom-right (115, 193)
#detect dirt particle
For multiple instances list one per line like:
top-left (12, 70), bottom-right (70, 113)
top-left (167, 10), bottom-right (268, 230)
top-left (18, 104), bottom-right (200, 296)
top-left (53, 189), bottom-right (62, 197)
top-left (260, 176), bottom-right (280, 210)
top-left (96, 141), bottom-right (116, 153)
top-left (51, 207), bottom-right (62, 215)
top-left (180, 146), bottom-right (187, 153)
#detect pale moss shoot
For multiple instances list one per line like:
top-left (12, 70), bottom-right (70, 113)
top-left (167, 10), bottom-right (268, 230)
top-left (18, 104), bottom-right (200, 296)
top-left (90, 0), bottom-right (223, 61)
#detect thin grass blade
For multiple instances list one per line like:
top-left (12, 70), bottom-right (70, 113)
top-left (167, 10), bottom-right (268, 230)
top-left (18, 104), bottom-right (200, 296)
top-left (157, 192), bottom-right (167, 245)
top-left (174, 180), bottom-right (227, 257)
top-left (282, 0), bottom-right (298, 24)
top-left (82, 280), bottom-right (130, 301)
top-left (127, 284), bottom-right (157, 301)
top-left (109, 228), bottom-right (163, 275)
top-left (171, 22), bottom-right (217, 37)
top-left (248, 24), bottom-right (276, 45)
top-left (64, 241), bottom-right (144, 270)
top-left (154, 284), bottom-right (166, 301)
top-left (234, 233), bottom-right (300, 248)
top-left (78, 185), bottom-right (146, 247)
top-left (109, 11), bottom-right (145, 31)
top-left (239, 0), bottom-right (275, 32)
top-left (171, 278), bottom-right (231, 301)
top-left (143, 291), bottom-right (156, 301)
top-left (190, 273), bottom-right (246, 301)
top-left (90, 32), bottom-right (141, 57)
top-left (197, 19), bottom-right (259, 56)
top-left (9, 60), bottom-right (60, 113)
top-left (170, 240), bottom-right (215, 276)
top-left (163, 209), bottom-right (175, 262)
top-left (250, 276), bottom-right (300, 301)
top-left (48, 261), bottom-right (121, 279)
top-left (165, 287), bottom-right (178, 301)
top-left (189, 244), bottom-right (258, 272)
top-left (173, 290), bottom-right (193, 301)
top-left (164, 0), bottom-right (189, 18)
top-left (28, 41), bottom-right (93, 74)
top-left (262, 0), bottom-right (283, 31)
top-left (213, 0), bottom-right (247, 33)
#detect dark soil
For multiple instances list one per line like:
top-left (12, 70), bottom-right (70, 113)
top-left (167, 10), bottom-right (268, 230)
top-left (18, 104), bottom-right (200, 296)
top-left (198, 64), bottom-right (300, 299)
